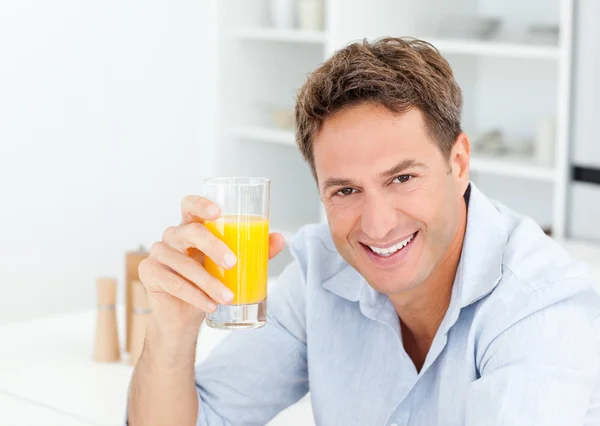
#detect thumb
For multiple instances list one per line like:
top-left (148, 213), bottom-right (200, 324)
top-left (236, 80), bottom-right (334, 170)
top-left (268, 233), bottom-right (286, 259)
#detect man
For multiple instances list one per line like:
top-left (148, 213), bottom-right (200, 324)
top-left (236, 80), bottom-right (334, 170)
top-left (127, 38), bottom-right (600, 425)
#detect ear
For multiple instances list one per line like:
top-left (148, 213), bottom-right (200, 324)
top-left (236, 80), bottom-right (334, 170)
top-left (450, 132), bottom-right (471, 193)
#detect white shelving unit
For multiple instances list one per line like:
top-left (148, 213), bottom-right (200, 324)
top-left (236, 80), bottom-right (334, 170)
top-left (470, 155), bottom-right (557, 182)
top-left (217, 0), bottom-right (574, 242)
top-left (233, 126), bottom-right (296, 146)
top-left (427, 38), bottom-right (560, 59)
top-left (234, 126), bottom-right (558, 182)
top-left (230, 28), bottom-right (328, 44)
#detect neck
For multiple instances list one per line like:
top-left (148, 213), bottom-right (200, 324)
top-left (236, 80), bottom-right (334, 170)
top-left (389, 198), bottom-right (467, 370)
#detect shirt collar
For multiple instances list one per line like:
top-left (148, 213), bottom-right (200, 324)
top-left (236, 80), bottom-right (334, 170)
top-left (456, 182), bottom-right (508, 307)
top-left (321, 182), bottom-right (508, 322)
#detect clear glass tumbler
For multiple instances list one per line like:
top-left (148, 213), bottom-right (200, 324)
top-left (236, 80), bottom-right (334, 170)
top-left (203, 177), bottom-right (270, 330)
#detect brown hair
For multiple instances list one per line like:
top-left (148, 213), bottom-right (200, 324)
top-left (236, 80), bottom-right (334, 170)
top-left (295, 37), bottom-right (463, 180)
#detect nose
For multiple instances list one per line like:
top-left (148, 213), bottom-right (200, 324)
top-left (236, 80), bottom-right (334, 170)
top-left (360, 193), bottom-right (397, 242)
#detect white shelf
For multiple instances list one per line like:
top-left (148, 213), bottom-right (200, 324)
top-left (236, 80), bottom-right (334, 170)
top-left (426, 38), bottom-right (560, 60)
top-left (220, 0), bottom-right (575, 239)
top-left (230, 28), bottom-right (327, 44)
top-left (233, 126), bottom-right (296, 146)
top-left (470, 155), bottom-right (556, 182)
top-left (232, 126), bottom-right (557, 182)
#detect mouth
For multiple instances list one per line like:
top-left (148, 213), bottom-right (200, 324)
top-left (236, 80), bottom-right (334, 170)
top-left (360, 231), bottom-right (419, 262)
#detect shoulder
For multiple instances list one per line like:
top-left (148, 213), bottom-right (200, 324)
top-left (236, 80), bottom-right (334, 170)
top-left (475, 206), bottom-right (600, 350)
top-left (501, 206), bottom-right (594, 289)
top-left (498, 209), bottom-right (598, 309)
top-left (479, 199), bottom-right (598, 302)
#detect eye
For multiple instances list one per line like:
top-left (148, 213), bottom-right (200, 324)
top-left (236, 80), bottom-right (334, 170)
top-left (335, 187), bottom-right (356, 197)
top-left (393, 174), bottom-right (413, 184)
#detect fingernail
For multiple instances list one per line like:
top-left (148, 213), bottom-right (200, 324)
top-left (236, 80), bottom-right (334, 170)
top-left (221, 290), bottom-right (234, 303)
top-left (224, 253), bottom-right (237, 268)
top-left (206, 204), bottom-right (219, 216)
top-left (206, 301), bottom-right (217, 312)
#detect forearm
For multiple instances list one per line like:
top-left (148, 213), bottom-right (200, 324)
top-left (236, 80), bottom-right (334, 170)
top-left (127, 320), bottom-right (200, 426)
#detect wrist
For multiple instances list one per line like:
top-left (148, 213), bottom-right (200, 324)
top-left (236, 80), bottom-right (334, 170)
top-left (143, 319), bottom-right (199, 367)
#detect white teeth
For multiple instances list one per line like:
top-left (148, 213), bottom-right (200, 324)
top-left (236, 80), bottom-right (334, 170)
top-left (368, 233), bottom-right (415, 256)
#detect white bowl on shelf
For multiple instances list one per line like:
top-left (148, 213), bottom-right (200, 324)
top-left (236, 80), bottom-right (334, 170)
top-left (436, 16), bottom-right (501, 40)
top-left (271, 108), bottom-right (295, 131)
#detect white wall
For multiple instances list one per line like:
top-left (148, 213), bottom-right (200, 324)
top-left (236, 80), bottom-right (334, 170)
top-left (0, 0), bottom-right (218, 323)
top-left (568, 0), bottom-right (600, 241)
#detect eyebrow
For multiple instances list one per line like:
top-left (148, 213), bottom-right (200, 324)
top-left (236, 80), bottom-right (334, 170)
top-left (321, 159), bottom-right (429, 192)
top-left (379, 158), bottom-right (429, 179)
top-left (321, 177), bottom-right (354, 192)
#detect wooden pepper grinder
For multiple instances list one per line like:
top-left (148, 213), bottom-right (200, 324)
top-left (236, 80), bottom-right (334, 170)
top-left (130, 280), bottom-right (152, 366)
top-left (94, 277), bottom-right (121, 362)
top-left (125, 246), bottom-right (149, 353)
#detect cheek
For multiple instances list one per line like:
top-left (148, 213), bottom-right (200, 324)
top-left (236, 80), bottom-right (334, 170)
top-left (325, 202), bottom-right (361, 241)
top-left (421, 193), bottom-right (461, 245)
top-left (395, 189), bottom-right (439, 227)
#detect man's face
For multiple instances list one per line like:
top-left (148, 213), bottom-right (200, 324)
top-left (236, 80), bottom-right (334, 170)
top-left (313, 103), bottom-right (470, 295)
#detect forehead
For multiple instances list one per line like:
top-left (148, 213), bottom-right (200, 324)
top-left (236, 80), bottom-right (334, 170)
top-left (313, 104), bottom-right (437, 178)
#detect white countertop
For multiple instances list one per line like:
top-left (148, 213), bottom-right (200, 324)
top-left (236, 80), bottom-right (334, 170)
top-left (0, 304), bottom-right (314, 426)
top-left (0, 392), bottom-right (95, 426)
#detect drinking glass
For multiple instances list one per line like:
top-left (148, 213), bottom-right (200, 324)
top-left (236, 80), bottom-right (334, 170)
top-left (203, 177), bottom-right (270, 330)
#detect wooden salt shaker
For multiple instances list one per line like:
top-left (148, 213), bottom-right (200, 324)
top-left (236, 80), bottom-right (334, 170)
top-left (130, 280), bottom-right (152, 366)
top-left (125, 246), bottom-right (149, 352)
top-left (94, 277), bottom-right (121, 362)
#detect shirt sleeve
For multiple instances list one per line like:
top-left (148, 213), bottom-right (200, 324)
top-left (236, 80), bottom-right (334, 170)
top-left (193, 260), bottom-right (309, 426)
top-left (465, 278), bottom-right (600, 426)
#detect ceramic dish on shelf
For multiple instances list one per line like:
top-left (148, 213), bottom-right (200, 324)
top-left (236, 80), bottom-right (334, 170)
top-left (271, 107), bottom-right (295, 130)
top-left (257, 102), bottom-right (296, 131)
top-left (436, 16), bottom-right (501, 40)
top-left (525, 23), bottom-right (560, 45)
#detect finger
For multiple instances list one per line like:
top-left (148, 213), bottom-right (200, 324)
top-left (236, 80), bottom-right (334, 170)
top-left (139, 258), bottom-right (219, 312)
top-left (268, 232), bottom-right (286, 260)
top-left (180, 195), bottom-right (220, 225)
top-left (150, 242), bottom-right (234, 304)
top-left (162, 222), bottom-right (237, 269)
top-left (186, 247), bottom-right (205, 265)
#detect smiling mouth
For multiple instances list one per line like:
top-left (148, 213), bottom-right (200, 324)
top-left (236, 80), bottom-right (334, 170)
top-left (362, 231), bottom-right (418, 257)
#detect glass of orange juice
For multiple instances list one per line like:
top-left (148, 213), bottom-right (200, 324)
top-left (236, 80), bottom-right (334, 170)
top-left (203, 177), bottom-right (270, 330)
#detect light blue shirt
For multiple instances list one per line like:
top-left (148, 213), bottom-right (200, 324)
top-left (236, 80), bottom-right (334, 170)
top-left (193, 183), bottom-right (600, 425)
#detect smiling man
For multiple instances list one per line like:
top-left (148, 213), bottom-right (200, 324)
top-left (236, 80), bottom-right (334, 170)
top-left (128, 38), bottom-right (600, 426)
top-left (311, 103), bottom-right (470, 374)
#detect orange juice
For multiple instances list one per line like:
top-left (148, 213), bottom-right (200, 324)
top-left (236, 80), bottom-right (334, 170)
top-left (204, 214), bottom-right (269, 305)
